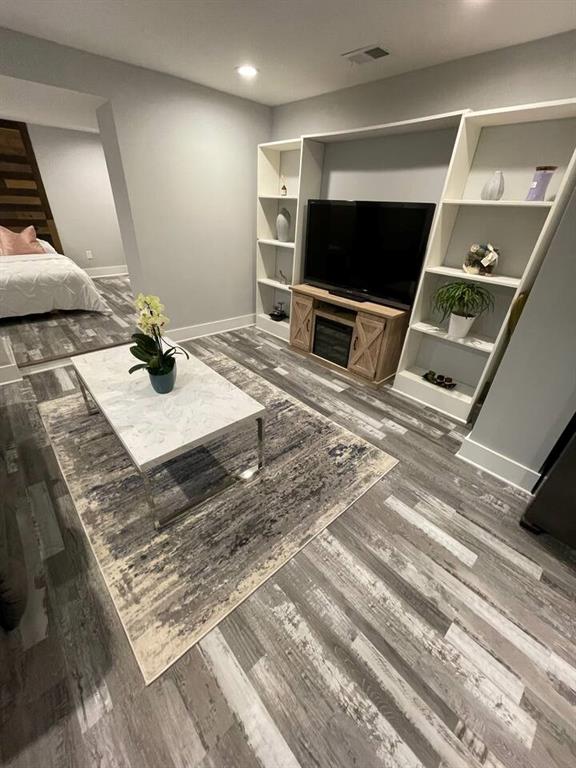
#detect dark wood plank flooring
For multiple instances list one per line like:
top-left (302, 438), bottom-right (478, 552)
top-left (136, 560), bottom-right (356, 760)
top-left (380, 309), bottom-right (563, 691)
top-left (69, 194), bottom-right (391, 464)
top-left (1, 326), bottom-right (575, 768)
top-left (0, 275), bottom-right (136, 367)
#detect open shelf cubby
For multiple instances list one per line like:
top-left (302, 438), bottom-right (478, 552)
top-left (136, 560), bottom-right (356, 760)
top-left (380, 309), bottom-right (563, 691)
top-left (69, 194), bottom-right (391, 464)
top-left (393, 99), bottom-right (576, 422)
top-left (257, 196), bottom-right (297, 243)
top-left (414, 271), bottom-right (513, 355)
top-left (257, 240), bottom-right (293, 285)
top-left (256, 281), bottom-right (291, 341)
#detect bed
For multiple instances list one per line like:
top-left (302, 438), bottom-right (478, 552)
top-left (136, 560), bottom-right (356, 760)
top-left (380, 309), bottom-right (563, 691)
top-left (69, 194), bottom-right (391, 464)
top-left (0, 251), bottom-right (111, 319)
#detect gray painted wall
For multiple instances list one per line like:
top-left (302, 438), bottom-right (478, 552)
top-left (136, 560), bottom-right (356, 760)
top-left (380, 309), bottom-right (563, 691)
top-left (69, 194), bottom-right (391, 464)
top-left (320, 129), bottom-right (456, 202)
top-left (273, 31), bottom-right (576, 139)
top-left (461, 186), bottom-right (576, 486)
top-left (0, 27), bottom-right (271, 329)
top-left (28, 124), bottom-right (124, 270)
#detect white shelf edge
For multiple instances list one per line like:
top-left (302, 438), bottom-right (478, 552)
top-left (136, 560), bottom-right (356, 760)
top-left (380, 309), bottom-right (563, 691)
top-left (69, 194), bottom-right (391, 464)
top-left (302, 110), bottom-right (467, 143)
top-left (411, 322), bottom-right (494, 354)
top-left (425, 265), bottom-right (520, 288)
top-left (257, 278), bottom-right (292, 292)
top-left (465, 98), bottom-right (576, 127)
top-left (257, 238), bottom-right (295, 248)
top-left (258, 139), bottom-right (301, 152)
top-left (443, 199), bottom-right (553, 208)
top-left (258, 195), bottom-right (298, 201)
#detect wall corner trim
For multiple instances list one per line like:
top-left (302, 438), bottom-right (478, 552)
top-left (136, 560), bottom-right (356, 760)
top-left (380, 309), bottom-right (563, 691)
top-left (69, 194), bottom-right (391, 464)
top-left (168, 314), bottom-right (256, 343)
top-left (457, 435), bottom-right (539, 493)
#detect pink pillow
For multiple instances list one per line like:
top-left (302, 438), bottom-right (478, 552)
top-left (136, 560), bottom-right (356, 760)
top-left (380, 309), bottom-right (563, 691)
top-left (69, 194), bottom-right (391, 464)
top-left (0, 225), bottom-right (45, 256)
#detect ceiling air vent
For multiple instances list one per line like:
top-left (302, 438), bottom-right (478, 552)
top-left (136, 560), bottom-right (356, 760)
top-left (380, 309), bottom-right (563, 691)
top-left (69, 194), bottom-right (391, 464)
top-left (341, 45), bottom-right (390, 65)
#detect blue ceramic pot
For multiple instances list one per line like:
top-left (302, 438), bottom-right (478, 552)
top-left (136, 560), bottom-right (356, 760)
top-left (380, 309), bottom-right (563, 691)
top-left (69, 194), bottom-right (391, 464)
top-left (149, 363), bottom-right (176, 394)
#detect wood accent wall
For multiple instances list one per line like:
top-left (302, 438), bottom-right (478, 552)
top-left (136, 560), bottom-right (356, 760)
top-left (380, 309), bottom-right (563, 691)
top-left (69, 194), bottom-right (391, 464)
top-left (0, 118), bottom-right (62, 251)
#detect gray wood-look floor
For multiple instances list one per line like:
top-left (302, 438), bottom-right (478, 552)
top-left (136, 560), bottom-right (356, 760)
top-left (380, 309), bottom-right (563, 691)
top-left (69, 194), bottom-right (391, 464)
top-left (0, 276), bottom-right (136, 367)
top-left (1, 326), bottom-right (575, 768)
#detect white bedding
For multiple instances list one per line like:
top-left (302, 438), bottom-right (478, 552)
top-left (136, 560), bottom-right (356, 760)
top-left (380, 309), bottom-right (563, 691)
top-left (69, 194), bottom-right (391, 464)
top-left (0, 252), bottom-right (111, 319)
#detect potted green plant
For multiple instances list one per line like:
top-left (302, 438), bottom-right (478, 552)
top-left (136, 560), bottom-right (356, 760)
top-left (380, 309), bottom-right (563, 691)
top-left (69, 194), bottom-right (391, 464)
top-left (432, 281), bottom-right (494, 339)
top-left (128, 294), bottom-right (189, 393)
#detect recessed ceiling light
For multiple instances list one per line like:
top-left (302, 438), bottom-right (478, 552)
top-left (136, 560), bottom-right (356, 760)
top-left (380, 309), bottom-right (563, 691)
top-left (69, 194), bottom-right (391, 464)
top-left (236, 65), bottom-right (258, 79)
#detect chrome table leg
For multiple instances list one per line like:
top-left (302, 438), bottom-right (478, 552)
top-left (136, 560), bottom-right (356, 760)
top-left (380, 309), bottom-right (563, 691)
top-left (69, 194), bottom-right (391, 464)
top-left (257, 416), bottom-right (265, 469)
top-left (143, 414), bottom-right (266, 531)
top-left (76, 372), bottom-right (98, 415)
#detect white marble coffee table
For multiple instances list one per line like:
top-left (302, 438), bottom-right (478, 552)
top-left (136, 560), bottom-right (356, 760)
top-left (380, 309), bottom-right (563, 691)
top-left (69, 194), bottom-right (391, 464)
top-left (71, 341), bottom-right (265, 529)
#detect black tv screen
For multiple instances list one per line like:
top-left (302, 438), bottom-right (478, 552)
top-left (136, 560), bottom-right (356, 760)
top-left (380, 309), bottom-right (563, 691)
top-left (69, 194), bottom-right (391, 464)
top-left (303, 200), bottom-right (435, 309)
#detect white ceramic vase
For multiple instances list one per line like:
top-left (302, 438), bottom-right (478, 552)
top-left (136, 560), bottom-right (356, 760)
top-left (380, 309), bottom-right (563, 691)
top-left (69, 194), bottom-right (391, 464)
top-left (448, 313), bottom-right (476, 338)
top-left (276, 208), bottom-right (291, 242)
top-left (481, 170), bottom-right (504, 201)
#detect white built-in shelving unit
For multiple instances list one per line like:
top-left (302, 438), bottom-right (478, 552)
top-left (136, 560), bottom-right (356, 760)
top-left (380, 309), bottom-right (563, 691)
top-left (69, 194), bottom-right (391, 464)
top-left (255, 137), bottom-right (325, 340)
top-left (255, 139), bottom-right (300, 340)
top-left (393, 99), bottom-right (576, 422)
top-left (255, 100), bottom-right (576, 423)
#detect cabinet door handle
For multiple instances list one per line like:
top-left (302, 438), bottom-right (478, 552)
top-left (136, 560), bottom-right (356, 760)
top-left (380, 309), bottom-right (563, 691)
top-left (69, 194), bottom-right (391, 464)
top-left (353, 336), bottom-right (358, 351)
top-left (306, 318), bottom-right (311, 332)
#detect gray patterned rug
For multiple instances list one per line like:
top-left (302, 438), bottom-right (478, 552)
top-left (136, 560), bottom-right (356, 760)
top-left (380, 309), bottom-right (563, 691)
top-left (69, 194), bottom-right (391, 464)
top-left (39, 352), bottom-right (397, 683)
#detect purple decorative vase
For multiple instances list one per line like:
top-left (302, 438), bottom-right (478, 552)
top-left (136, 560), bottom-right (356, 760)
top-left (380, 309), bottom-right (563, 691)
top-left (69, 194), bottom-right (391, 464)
top-left (526, 166), bottom-right (557, 202)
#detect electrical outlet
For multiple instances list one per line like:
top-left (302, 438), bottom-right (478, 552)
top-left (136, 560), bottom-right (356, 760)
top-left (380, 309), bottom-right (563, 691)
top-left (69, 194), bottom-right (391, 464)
top-left (86, 250), bottom-right (94, 261)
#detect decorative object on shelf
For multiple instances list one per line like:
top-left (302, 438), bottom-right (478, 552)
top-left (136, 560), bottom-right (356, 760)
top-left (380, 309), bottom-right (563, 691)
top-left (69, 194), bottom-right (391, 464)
top-left (433, 280), bottom-right (494, 339)
top-left (129, 294), bottom-right (189, 394)
top-left (463, 242), bottom-right (499, 275)
top-left (280, 176), bottom-right (288, 197)
top-left (276, 207), bottom-right (291, 242)
top-left (481, 170), bottom-right (505, 201)
top-left (269, 302), bottom-right (287, 322)
top-left (422, 371), bottom-right (457, 390)
top-left (278, 268), bottom-right (289, 284)
top-left (526, 165), bottom-right (557, 201)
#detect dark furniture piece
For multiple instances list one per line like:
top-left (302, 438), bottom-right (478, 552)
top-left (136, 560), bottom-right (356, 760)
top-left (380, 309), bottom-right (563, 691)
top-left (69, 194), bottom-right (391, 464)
top-left (521, 414), bottom-right (576, 548)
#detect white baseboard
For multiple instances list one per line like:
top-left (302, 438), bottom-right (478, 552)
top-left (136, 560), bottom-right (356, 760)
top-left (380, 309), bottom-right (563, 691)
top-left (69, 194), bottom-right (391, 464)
top-left (169, 314), bottom-right (255, 343)
top-left (457, 435), bottom-right (539, 493)
top-left (86, 265), bottom-right (128, 277)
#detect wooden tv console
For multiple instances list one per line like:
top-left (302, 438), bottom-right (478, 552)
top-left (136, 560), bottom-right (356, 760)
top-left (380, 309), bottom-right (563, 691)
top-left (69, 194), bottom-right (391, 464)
top-left (289, 284), bottom-right (409, 385)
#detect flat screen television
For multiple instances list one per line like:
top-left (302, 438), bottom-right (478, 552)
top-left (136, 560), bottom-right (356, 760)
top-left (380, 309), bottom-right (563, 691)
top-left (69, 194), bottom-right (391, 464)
top-left (303, 200), bottom-right (435, 309)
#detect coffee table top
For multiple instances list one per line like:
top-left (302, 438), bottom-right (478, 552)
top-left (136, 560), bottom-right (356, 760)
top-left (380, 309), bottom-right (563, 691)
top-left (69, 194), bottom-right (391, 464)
top-left (71, 341), bottom-right (265, 470)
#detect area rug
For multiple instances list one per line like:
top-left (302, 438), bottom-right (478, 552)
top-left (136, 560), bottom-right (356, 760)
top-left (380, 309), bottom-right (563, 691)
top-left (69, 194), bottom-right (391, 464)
top-left (38, 352), bottom-right (397, 683)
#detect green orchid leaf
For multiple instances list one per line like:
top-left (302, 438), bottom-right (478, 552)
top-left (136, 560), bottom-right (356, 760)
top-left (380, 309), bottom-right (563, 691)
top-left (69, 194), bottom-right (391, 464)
top-left (129, 346), bottom-right (152, 363)
top-left (131, 332), bottom-right (158, 353)
top-left (128, 363), bottom-right (149, 374)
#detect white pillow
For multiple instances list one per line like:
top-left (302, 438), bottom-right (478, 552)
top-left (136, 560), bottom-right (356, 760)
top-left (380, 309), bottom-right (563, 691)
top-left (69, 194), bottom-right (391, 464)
top-left (37, 238), bottom-right (58, 254)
